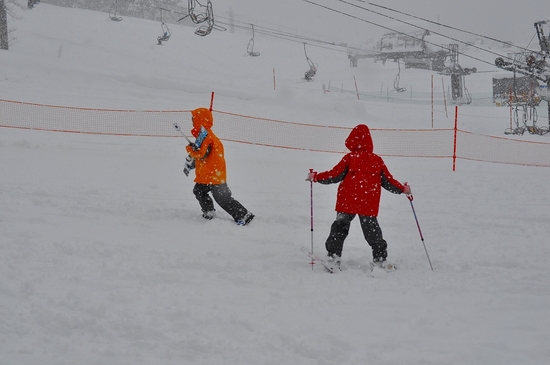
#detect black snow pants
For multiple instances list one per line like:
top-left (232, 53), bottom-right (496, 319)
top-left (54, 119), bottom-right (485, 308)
top-left (325, 212), bottom-right (388, 262)
top-left (193, 183), bottom-right (248, 221)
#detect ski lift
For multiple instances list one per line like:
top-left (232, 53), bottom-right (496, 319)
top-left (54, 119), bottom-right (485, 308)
top-left (195, 15), bottom-right (214, 37)
top-left (187, 0), bottom-right (225, 36)
top-left (188, 0), bottom-right (214, 36)
top-left (504, 69), bottom-right (548, 135)
top-left (188, 0), bottom-right (209, 24)
top-left (303, 43), bottom-right (317, 81)
top-left (462, 75), bottom-right (472, 104)
top-left (108, 0), bottom-right (122, 22)
top-left (505, 103), bottom-right (548, 135)
top-left (246, 24), bottom-right (260, 57)
top-left (393, 59), bottom-right (406, 92)
top-left (157, 9), bottom-right (171, 45)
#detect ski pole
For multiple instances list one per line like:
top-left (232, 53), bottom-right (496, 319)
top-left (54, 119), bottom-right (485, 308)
top-left (174, 123), bottom-right (196, 177)
top-left (309, 168), bottom-right (315, 270)
top-left (173, 123), bottom-right (193, 145)
top-left (405, 185), bottom-right (434, 270)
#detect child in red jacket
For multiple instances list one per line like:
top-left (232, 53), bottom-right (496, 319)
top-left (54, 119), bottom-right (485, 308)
top-left (307, 124), bottom-right (410, 269)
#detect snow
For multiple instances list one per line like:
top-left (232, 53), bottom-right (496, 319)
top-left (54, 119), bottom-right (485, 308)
top-left (1, 3), bottom-right (550, 365)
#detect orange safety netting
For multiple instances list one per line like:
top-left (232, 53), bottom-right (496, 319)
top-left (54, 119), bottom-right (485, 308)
top-left (1, 99), bottom-right (549, 167)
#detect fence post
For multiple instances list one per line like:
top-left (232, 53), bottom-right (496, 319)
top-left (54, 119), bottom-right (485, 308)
top-left (453, 105), bottom-right (458, 171)
top-left (442, 78), bottom-right (448, 118)
top-left (510, 88), bottom-right (513, 131)
top-left (431, 75), bottom-right (434, 128)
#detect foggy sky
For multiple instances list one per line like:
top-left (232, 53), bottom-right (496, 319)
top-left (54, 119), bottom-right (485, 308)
top-left (217, 0), bottom-right (547, 48)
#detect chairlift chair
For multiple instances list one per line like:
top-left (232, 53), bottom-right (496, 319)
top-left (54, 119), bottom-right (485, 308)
top-left (304, 63), bottom-right (317, 81)
top-left (188, 0), bottom-right (224, 37)
top-left (27, 0), bottom-right (40, 9)
top-left (303, 44), bottom-right (317, 81)
top-left (188, 0), bottom-right (210, 24)
top-left (246, 24), bottom-right (260, 57)
top-left (157, 23), bottom-right (171, 44)
top-left (157, 9), bottom-right (171, 45)
top-left (191, 0), bottom-right (214, 36)
top-left (195, 16), bottom-right (213, 36)
top-left (108, 0), bottom-right (122, 21)
top-left (109, 14), bottom-right (123, 22)
top-left (393, 59), bottom-right (406, 92)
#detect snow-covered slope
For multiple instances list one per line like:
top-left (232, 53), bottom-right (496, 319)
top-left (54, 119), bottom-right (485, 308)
top-left (1, 4), bottom-right (549, 365)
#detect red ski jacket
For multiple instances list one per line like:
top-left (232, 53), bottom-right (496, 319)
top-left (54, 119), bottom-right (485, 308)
top-left (315, 124), bottom-right (405, 217)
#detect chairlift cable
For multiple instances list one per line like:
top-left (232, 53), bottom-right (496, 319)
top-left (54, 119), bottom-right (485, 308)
top-left (118, 0), bottom-right (188, 17)
top-left (302, 0), bottom-right (499, 69)
top-left (213, 12), bottom-right (366, 51)
top-left (366, 2), bottom-right (535, 54)
top-left (332, 0), bottom-right (518, 64)
top-left (215, 17), bottom-right (373, 56)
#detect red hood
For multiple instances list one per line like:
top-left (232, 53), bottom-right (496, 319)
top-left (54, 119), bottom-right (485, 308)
top-left (345, 124), bottom-right (373, 152)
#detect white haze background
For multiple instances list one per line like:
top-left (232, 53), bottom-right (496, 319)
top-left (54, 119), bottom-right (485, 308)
top-left (216, 0), bottom-right (546, 47)
top-left (1, 2), bottom-right (549, 365)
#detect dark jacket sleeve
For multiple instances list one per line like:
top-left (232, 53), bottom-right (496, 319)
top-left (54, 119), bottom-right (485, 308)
top-left (381, 164), bottom-right (405, 194)
top-left (316, 155), bottom-right (348, 185)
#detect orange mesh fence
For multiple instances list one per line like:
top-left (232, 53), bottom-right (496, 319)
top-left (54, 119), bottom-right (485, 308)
top-left (456, 130), bottom-right (550, 167)
top-left (212, 110), bottom-right (455, 158)
top-left (1, 99), bottom-right (549, 167)
top-left (0, 99), bottom-right (184, 137)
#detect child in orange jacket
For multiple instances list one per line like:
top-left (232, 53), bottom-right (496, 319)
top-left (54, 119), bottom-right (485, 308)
top-left (185, 108), bottom-right (254, 225)
top-left (307, 124), bottom-right (410, 269)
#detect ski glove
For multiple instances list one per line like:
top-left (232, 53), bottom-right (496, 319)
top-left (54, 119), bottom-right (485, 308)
top-left (403, 183), bottom-right (411, 195)
top-left (305, 171), bottom-right (318, 182)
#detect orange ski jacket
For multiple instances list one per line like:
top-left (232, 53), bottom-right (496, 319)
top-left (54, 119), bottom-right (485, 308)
top-left (185, 108), bottom-right (227, 185)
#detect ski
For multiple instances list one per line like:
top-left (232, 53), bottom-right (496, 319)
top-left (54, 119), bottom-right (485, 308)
top-left (300, 246), bottom-right (340, 273)
top-left (173, 123), bottom-right (208, 149)
top-left (174, 123), bottom-right (208, 177)
top-left (370, 261), bottom-right (397, 273)
top-left (300, 247), bottom-right (397, 277)
top-left (194, 126), bottom-right (208, 148)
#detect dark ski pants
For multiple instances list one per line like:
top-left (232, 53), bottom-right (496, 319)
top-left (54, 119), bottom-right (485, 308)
top-left (325, 212), bottom-right (388, 262)
top-left (193, 183), bottom-right (248, 221)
